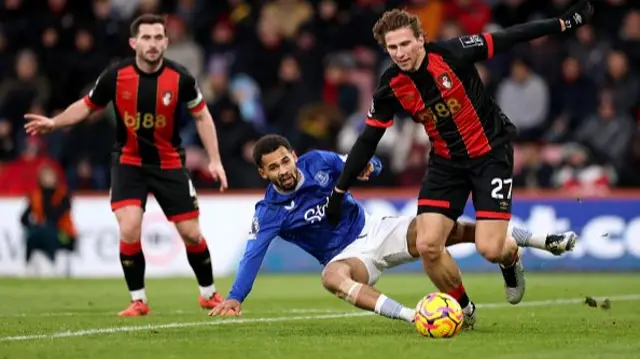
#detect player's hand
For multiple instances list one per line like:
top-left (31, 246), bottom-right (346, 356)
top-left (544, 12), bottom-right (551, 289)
top-left (559, 0), bottom-right (593, 32)
top-left (357, 162), bottom-right (374, 181)
top-left (326, 188), bottom-right (345, 227)
top-left (208, 161), bottom-right (228, 192)
top-left (208, 299), bottom-right (241, 317)
top-left (24, 114), bottom-right (55, 135)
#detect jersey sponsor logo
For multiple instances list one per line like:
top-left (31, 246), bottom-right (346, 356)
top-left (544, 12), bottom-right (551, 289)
top-left (415, 98), bottom-right (462, 124)
top-left (459, 35), bottom-right (484, 48)
top-left (314, 171), bottom-right (329, 187)
top-left (124, 112), bottom-right (167, 130)
top-left (162, 91), bottom-right (173, 106)
top-left (304, 197), bottom-right (329, 224)
top-left (248, 216), bottom-right (259, 240)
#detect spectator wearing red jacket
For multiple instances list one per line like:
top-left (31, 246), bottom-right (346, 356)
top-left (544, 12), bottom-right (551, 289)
top-left (444, 0), bottom-right (492, 35)
top-left (0, 136), bottom-right (65, 195)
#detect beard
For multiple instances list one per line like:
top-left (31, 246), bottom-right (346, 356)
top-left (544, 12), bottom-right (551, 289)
top-left (276, 170), bottom-right (300, 191)
top-left (138, 50), bottom-right (164, 66)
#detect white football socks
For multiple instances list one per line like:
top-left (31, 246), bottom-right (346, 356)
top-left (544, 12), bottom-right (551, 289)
top-left (462, 302), bottom-right (475, 315)
top-left (511, 227), bottom-right (547, 250)
top-left (130, 289), bottom-right (147, 303)
top-left (374, 295), bottom-right (416, 323)
top-left (199, 284), bottom-right (216, 299)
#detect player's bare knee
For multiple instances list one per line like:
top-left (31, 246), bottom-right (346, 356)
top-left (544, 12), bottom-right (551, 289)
top-left (406, 218), bottom-right (419, 258)
top-left (476, 236), bottom-right (507, 263)
top-left (180, 231), bottom-right (202, 246)
top-left (416, 236), bottom-right (444, 263)
top-left (421, 243), bottom-right (444, 263)
top-left (320, 271), bottom-right (341, 294)
top-left (175, 219), bottom-right (202, 245)
top-left (119, 221), bottom-right (141, 244)
top-left (475, 220), bottom-right (510, 263)
top-left (321, 264), bottom-right (346, 292)
top-left (114, 207), bottom-right (142, 243)
top-left (322, 263), bottom-right (362, 303)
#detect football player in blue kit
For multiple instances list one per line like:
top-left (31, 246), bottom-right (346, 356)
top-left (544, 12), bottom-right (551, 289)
top-left (209, 135), bottom-right (577, 327)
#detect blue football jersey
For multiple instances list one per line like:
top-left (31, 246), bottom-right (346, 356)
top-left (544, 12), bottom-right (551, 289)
top-left (227, 150), bottom-right (382, 302)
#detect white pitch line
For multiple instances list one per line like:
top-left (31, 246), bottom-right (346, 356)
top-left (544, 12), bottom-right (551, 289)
top-left (0, 312), bottom-right (374, 342)
top-left (476, 294), bottom-right (640, 308)
top-left (0, 308), bottom-right (343, 318)
top-left (1, 294), bottom-right (638, 342)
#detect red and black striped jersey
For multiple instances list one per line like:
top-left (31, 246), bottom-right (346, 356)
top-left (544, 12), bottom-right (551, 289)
top-left (83, 57), bottom-right (206, 169)
top-left (366, 33), bottom-right (517, 161)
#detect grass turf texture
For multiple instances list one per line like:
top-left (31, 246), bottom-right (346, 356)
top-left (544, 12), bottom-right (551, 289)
top-left (0, 273), bottom-right (639, 359)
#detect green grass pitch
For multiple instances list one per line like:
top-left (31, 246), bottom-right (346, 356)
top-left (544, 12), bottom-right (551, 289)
top-left (1, 273), bottom-right (639, 359)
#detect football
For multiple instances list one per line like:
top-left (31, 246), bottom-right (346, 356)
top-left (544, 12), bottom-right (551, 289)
top-left (414, 292), bottom-right (464, 338)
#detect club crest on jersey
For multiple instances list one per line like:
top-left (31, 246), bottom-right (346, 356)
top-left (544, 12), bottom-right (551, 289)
top-left (314, 171), bottom-right (329, 187)
top-left (162, 91), bottom-right (173, 106)
top-left (437, 74), bottom-right (453, 90)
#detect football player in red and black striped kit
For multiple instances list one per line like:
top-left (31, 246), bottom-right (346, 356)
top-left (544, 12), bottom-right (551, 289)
top-left (327, 1), bottom-right (593, 322)
top-left (25, 14), bottom-right (228, 316)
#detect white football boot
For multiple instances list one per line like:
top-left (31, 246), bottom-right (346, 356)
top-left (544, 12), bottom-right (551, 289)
top-left (461, 302), bottom-right (476, 330)
top-left (500, 247), bottom-right (525, 305)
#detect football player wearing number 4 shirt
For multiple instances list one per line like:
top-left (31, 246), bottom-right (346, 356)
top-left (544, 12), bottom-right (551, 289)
top-left (24, 14), bottom-right (229, 316)
top-left (326, 1), bottom-right (594, 314)
top-left (209, 135), bottom-right (577, 327)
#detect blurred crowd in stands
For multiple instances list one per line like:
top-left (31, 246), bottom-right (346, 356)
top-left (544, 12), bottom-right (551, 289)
top-left (1, 0), bottom-right (639, 195)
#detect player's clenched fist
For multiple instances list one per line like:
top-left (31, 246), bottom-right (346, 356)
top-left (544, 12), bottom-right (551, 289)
top-left (24, 114), bottom-right (55, 135)
top-left (208, 299), bottom-right (241, 317)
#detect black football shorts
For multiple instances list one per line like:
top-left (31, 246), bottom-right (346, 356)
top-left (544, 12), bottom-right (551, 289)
top-left (110, 163), bottom-right (199, 222)
top-left (417, 143), bottom-right (514, 221)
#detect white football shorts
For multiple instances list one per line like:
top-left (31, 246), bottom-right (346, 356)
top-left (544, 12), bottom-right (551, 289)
top-left (325, 214), bottom-right (416, 285)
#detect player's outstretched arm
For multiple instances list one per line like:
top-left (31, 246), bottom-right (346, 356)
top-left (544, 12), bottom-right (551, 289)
top-left (192, 106), bottom-right (228, 191)
top-left (25, 64), bottom-right (117, 135)
top-left (209, 237), bottom-right (273, 316)
top-left (209, 208), bottom-right (279, 316)
top-left (325, 125), bottom-right (385, 226)
top-left (316, 150), bottom-right (383, 181)
top-left (491, 0), bottom-right (593, 52)
top-left (333, 128), bottom-right (387, 192)
top-left (24, 99), bottom-right (92, 135)
top-left (326, 71), bottom-right (397, 225)
top-left (445, 0), bottom-right (593, 64)
top-left (180, 68), bottom-right (228, 191)
top-left (333, 71), bottom-right (395, 193)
